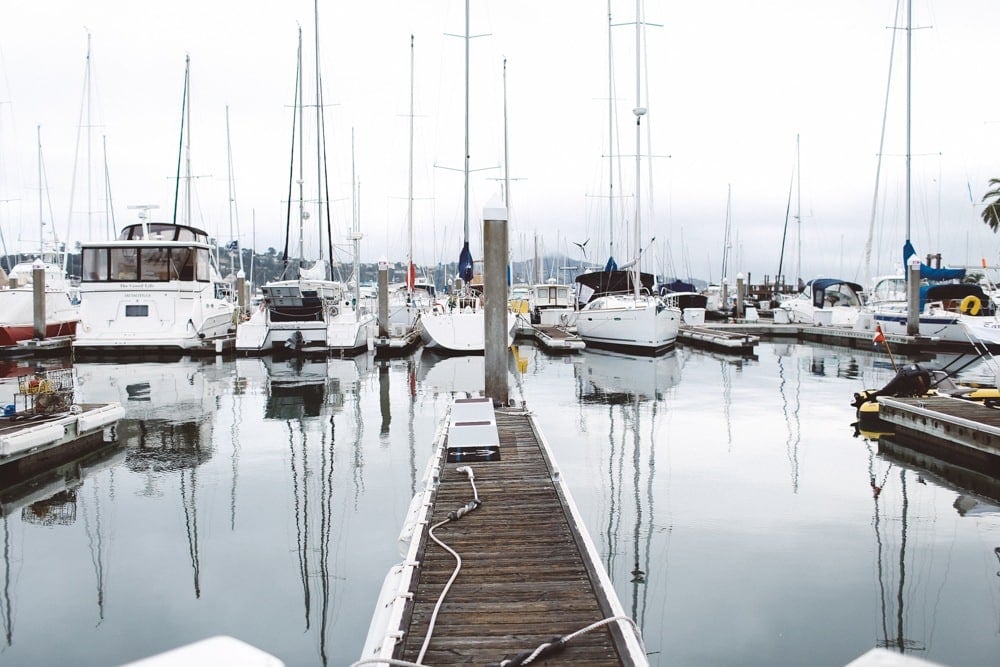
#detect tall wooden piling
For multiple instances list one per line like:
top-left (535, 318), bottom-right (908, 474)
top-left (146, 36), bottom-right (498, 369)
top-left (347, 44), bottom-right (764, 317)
top-left (32, 262), bottom-right (45, 340)
top-left (483, 203), bottom-right (508, 406)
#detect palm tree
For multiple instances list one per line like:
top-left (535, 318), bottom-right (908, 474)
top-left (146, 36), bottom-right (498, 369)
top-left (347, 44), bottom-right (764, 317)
top-left (981, 178), bottom-right (1000, 232)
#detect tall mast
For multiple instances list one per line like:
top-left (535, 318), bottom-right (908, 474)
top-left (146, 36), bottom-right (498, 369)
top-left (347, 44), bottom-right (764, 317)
top-left (297, 29), bottom-right (305, 267)
top-left (85, 32), bottom-right (93, 242)
top-left (502, 58), bottom-right (510, 215)
top-left (407, 35), bottom-right (415, 296)
top-left (632, 0), bottom-right (645, 298)
top-left (171, 55), bottom-right (190, 226)
top-left (608, 0), bottom-right (615, 258)
top-left (225, 105), bottom-right (243, 274)
top-left (463, 0), bottom-right (470, 247)
top-left (313, 0), bottom-right (324, 266)
top-left (352, 128), bottom-right (361, 318)
top-left (37, 125), bottom-right (43, 255)
top-left (185, 57), bottom-right (192, 228)
top-left (795, 136), bottom-right (801, 286)
top-left (455, 0), bottom-right (474, 284)
top-left (905, 0), bottom-right (912, 242)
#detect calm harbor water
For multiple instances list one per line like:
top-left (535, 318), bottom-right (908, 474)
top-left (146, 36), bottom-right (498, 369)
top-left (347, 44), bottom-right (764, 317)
top-left (0, 341), bottom-right (998, 667)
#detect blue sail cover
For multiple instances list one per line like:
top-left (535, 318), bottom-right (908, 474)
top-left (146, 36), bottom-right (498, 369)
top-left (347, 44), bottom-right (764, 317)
top-left (604, 256), bottom-right (618, 272)
top-left (903, 240), bottom-right (965, 281)
top-left (458, 241), bottom-right (473, 283)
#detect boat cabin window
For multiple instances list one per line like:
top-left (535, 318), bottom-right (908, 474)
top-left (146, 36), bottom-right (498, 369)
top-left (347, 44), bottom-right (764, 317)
top-left (82, 246), bottom-right (212, 282)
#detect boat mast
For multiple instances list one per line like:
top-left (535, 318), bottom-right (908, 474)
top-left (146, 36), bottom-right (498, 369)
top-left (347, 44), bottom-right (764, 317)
top-left (313, 0), bottom-right (330, 277)
top-left (225, 105), bottom-right (243, 274)
top-left (171, 55), bottom-right (190, 227)
top-left (463, 0), bottom-right (470, 252)
top-left (297, 28), bottom-right (305, 271)
top-left (185, 59), bottom-right (192, 228)
top-left (795, 138), bottom-right (801, 287)
top-left (351, 129), bottom-right (361, 319)
top-left (407, 34), bottom-right (414, 297)
top-left (632, 0), bottom-right (645, 299)
top-left (36, 125), bottom-right (43, 255)
top-left (502, 58), bottom-right (510, 218)
top-left (607, 0), bottom-right (615, 262)
top-left (905, 0), bottom-right (912, 243)
top-left (721, 183), bottom-right (732, 284)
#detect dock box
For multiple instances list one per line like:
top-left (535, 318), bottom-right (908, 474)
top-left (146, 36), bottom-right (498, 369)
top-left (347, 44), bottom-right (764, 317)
top-left (447, 396), bottom-right (500, 463)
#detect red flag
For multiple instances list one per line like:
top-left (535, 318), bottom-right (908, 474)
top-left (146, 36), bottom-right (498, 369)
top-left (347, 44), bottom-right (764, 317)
top-left (873, 324), bottom-right (886, 344)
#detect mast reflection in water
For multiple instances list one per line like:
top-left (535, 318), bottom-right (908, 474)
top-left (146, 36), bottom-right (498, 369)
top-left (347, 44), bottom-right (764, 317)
top-left (0, 342), bottom-right (996, 666)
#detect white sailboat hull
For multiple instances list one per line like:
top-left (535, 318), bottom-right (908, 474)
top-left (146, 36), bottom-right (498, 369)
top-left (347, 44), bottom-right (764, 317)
top-left (575, 295), bottom-right (680, 355)
top-left (418, 309), bottom-right (516, 354)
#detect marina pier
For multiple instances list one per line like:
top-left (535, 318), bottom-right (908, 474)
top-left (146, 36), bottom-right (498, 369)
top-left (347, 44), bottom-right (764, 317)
top-left (362, 397), bottom-right (647, 665)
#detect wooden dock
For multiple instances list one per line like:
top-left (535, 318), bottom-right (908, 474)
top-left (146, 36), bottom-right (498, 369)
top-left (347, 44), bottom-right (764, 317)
top-left (361, 398), bottom-right (646, 666)
top-left (877, 396), bottom-right (1000, 476)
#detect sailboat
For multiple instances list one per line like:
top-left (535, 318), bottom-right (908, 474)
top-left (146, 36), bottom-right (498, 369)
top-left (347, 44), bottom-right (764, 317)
top-left (417, 0), bottom-right (515, 355)
top-left (374, 35), bottom-right (429, 359)
top-left (573, 0), bottom-right (680, 356)
top-left (74, 57), bottom-right (236, 354)
top-left (862, 0), bottom-right (1000, 346)
top-left (0, 126), bottom-right (80, 348)
top-left (237, 11), bottom-right (360, 356)
top-left (325, 131), bottom-right (376, 355)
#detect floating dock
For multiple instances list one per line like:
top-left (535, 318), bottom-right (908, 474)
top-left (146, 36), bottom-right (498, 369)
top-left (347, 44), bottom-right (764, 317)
top-left (0, 402), bottom-right (125, 483)
top-left (525, 323), bottom-right (585, 353)
top-left (373, 329), bottom-right (422, 359)
top-left (361, 397), bottom-right (647, 665)
top-left (876, 395), bottom-right (1000, 476)
top-left (678, 324), bottom-right (758, 354)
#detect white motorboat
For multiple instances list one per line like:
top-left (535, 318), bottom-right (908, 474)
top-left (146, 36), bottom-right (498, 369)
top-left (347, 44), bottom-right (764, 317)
top-left (73, 219), bottom-right (236, 354)
top-left (778, 277), bottom-right (865, 326)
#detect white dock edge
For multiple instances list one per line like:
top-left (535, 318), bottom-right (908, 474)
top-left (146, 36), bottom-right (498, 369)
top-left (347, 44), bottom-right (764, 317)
top-left (359, 409), bottom-right (450, 665)
top-left (120, 635), bottom-right (284, 667)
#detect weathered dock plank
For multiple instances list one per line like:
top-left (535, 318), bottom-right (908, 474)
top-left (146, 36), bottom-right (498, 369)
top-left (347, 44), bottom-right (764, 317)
top-left (363, 404), bottom-right (647, 666)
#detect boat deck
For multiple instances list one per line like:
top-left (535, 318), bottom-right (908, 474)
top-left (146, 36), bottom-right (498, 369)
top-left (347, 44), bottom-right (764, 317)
top-left (381, 403), bottom-right (644, 665)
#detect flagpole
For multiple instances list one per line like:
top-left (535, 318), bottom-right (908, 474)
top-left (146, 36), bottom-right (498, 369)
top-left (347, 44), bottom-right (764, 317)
top-left (874, 324), bottom-right (897, 371)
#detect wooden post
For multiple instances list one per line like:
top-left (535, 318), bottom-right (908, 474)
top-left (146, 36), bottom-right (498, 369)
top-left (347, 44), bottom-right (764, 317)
top-left (906, 255), bottom-right (921, 336)
top-left (32, 262), bottom-right (45, 340)
top-left (736, 273), bottom-right (746, 320)
top-left (236, 271), bottom-right (247, 319)
top-left (377, 258), bottom-right (389, 338)
top-left (484, 201), bottom-right (509, 406)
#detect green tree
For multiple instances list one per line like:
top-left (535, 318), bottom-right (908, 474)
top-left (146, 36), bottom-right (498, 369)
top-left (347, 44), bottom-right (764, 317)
top-left (981, 178), bottom-right (1000, 232)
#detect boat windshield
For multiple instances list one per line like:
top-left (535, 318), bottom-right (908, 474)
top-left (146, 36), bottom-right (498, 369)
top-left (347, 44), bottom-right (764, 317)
top-left (117, 223), bottom-right (209, 243)
top-left (82, 246), bottom-right (211, 282)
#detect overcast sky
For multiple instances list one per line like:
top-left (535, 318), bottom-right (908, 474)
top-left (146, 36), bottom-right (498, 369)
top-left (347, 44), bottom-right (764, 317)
top-left (2, 0), bottom-right (999, 287)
